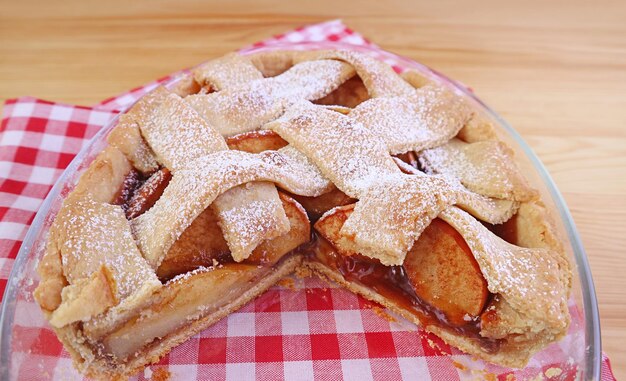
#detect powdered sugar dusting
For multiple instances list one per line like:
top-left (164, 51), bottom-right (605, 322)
top-left (213, 182), bottom-right (290, 262)
top-left (270, 102), bottom-right (399, 197)
top-left (56, 199), bottom-right (160, 302)
top-left (419, 138), bottom-right (537, 202)
top-left (185, 59), bottom-right (354, 136)
top-left (49, 49), bottom-right (571, 364)
top-left (339, 173), bottom-right (458, 264)
top-left (106, 51), bottom-right (554, 292)
top-left (132, 149), bottom-right (334, 268)
top-left (440, 207), bottom-right (570, 329)
top-left (139, 91), bottom-right (289, 262)
top-left (350, 85), bottom-right (472, 155)
top-left (268, 101), bottom-right (516, 264)
top-left (107, 86), bottom-right (170, 173)
top-left (297, 50), bottom-right (414, 97)
top-left (193, 53), bottom-right (263, 90)
top-left (141, 93), bottom-right (227, 171)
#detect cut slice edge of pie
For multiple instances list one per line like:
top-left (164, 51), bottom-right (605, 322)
top-left (33, 48), bottom-right (572, 380)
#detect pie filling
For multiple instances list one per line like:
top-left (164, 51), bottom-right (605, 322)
top-left (98, 257), bottom-right (293, 362)
top-left (482, 216), bottom-right (519, 246)
top-left (112, 168), bottom-right (146, 208)
top-left (102, 153), bottom-right (503, 359)
top-left (77, 171), bottom-right (309, 362)
top-left (307, 234), bottom-right (501, 353)
top-left (113, 167), bottom-right (172, 220)
top-left (79, 218), bottom-right (503, 363)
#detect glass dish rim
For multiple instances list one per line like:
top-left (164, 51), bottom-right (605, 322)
top-left (0, 45), bottom-right (602, 380)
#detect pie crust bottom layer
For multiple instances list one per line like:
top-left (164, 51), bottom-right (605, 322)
top-left (54, 255), bottom-right (303, 380)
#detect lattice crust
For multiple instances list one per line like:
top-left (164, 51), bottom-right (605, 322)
top-left (35, 146), bottom-right (134, 316)
top-left (267, 102), bottom-right (518, 264)
top-left (477, 202), bottom-right (571, 346)
top-left (140, 91), bottom-right (289, 262)
top-left (247, 50), bottom-right (301, 77)
top-left (70, 146), bottom-right (132, 204)
top-left (141, 92), bottom-right (228, 170)
top-left (107, 88), bottom-right (166, 173)
top-left (394, 158), bottom-right (519, 224)
top-left (419, 138), bottom-right (539, 201)
top-left (294, 50), bottom-right (415, 97)
top-left (48, 198), bottom-right (161, 328)
top-left (314, 76), bottom-right (370, 108)
top-left (193, 53), bottom-right (263, 91)
top-left (132, 149), bottom-right (332, 268)
top-left (350, 84), bottom-right (473, 155)
top-left (456, 113), bottom-right (499, 143)
top-left (33, 49), bottom-right (573, 376)
top-left (269, 101), bottom-right (400, 198)
top-left (185, 59), bottom-right (356, 136)
top-left (440, 207), bottom-right (570, 329)
top-left (401, 68), bottom-right (436, 89)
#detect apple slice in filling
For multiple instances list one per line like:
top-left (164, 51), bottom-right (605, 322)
top-left (95, 193), bottom-right (309, 361)
top-left (157, 192), bottom-right (310, 279)
top-left (314, 205), bottom-right (489, 329)
top-left (403, 218), bottom-right (489, 326)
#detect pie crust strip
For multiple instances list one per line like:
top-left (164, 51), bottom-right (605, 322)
top-left (132, 149), bottom-right (334, 268)
top-left (185, 59), bottom-right (356, 136)
top-left (269, 103), bottom-right (518, 265)
top-left (439, 206), bottom-right (570, 330)
top-left (419, 138), bottom-right (539, 201)
top-left (140, 91), bottom-right (289, 262)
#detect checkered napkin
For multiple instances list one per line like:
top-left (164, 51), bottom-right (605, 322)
top-left (0, 20), bottom-right (616, 381)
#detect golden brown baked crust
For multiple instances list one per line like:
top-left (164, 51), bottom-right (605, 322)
top-left (33, 48), bottom-right (572, 379)
top-left (55, 255), bottom-right (303, 381)
top-left (418, 138), bottom-right (539, 201)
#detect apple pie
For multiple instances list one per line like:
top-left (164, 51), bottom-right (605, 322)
top-left (34, 49), bottom-right (571, 380)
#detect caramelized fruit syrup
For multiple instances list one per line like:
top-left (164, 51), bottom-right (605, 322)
top-left (112, 169), bottom-right (145, 208)
top-left (301, 234), bottom-right (501, 353)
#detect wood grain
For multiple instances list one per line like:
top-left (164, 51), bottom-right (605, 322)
top-left (1, 0), bottom-right (625, 378)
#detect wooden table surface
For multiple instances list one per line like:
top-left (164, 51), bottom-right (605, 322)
top-left (1, 0), bottom-right (625, 378)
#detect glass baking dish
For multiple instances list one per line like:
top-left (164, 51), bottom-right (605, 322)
top-left (0, 42), bottom-right (601, 380)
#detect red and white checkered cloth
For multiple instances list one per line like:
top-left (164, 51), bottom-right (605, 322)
top-left (0, 20), bottom-right (616, 381)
